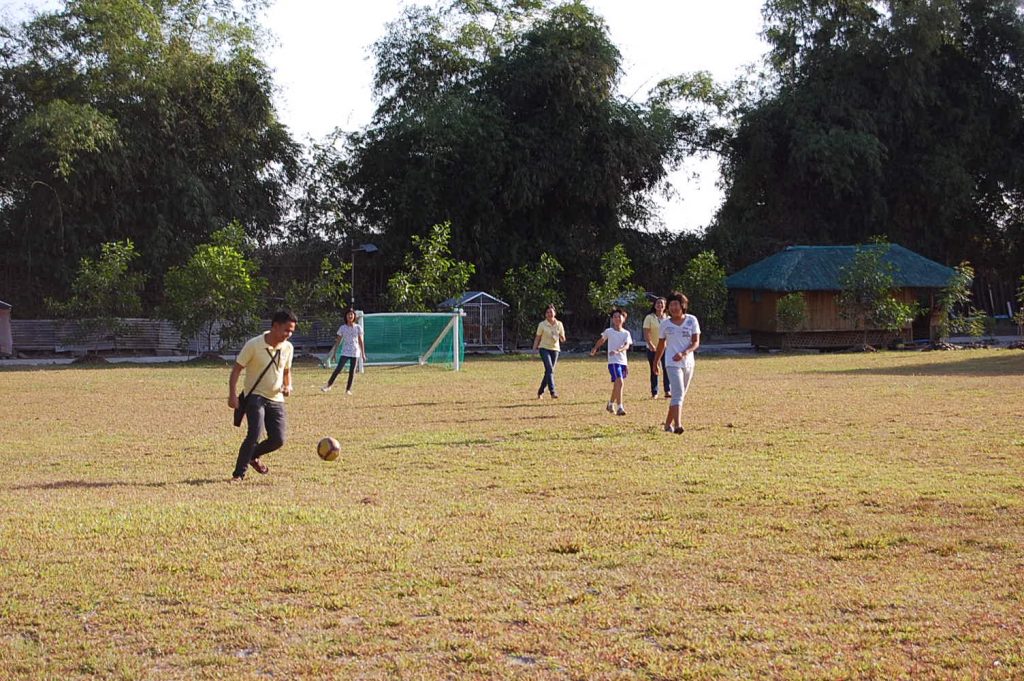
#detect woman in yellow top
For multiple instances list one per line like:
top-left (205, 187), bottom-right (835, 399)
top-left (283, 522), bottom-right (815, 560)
top-left (532, 304), bottom-right (565, 399)
top-left (643, 297), bottom-right (670, 398)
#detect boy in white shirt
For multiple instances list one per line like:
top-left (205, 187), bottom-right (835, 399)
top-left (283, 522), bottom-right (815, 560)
top-left (590, 309), bottom-right (633, 416)
top-left (653, 292), bottom-right (701, 433)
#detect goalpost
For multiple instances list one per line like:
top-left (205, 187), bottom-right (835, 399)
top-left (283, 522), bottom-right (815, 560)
top-left (338, 310), bottom-right (465, 371)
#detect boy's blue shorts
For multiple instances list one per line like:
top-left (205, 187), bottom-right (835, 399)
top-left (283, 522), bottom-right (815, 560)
top-left (607, 363), bottom-right (628, 382)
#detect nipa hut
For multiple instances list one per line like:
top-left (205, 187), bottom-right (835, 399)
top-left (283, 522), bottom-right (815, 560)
top-left (726, 244), bottom-right (954, 349)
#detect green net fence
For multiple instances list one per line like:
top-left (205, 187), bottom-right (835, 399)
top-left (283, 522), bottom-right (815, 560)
top-left (334, 313), bottom-right (464, 367)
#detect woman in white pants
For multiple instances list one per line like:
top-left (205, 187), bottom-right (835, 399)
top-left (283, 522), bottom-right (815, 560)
top-left (653, 292), bottom-right (700, 434)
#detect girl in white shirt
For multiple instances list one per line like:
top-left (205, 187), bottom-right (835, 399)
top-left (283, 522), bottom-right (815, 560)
top-left (321, 308), bottom-right (366, 394)
top-left (653, 292), bottom-right (700, 433)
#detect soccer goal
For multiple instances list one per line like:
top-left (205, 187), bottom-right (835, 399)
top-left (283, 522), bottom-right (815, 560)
top-left (340, 310), bottom-right (466, 371)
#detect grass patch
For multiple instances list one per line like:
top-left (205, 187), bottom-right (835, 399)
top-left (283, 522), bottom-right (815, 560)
top-left (1, 350), bottom-right (1023, 678)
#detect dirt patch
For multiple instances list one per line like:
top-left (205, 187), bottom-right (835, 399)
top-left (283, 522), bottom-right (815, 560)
top-left (293, 352), bottom-right (326, 366)
top-left (71, 354), bottom-right (110, 365)
top-left (923, 341), bottom-right (995, 351)
top-left (184, 352), bottom-right (230, 365)
top-left (839, 343), bottom-right (878, 353)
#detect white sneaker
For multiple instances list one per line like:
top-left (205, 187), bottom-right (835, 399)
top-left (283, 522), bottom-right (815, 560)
top-left (346, 390), bottom-right (352, 395)
top-left (320, 385), bottom-right (332, 393)
top-left (606, 401), bottom-right (614, 413)
top-left (616, 405), bottom-right (626, 416)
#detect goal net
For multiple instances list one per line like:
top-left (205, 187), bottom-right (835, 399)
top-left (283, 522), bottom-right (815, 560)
top-left (332, 311), bottom-right (465, 370)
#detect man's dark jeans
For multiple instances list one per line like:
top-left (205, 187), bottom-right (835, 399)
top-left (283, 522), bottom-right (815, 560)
top-left (233, 395), bottom-right (286, 478)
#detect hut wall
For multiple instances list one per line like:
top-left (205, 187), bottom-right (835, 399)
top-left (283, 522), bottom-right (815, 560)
top-left (735, 289), bottom-right (920, 333)
top-left (735, 290), bottom-right (782, 331)
top-left (0, 309), bottom-right (11, 355)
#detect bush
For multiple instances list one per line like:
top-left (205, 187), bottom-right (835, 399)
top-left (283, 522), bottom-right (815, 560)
top-left (46, 239), bottom-right (145, 349)
top-left (163, 224), bottom-right (266, 351)
top-left (587, 244), bottom-right (642, 315)
top-left (285, 257), bottom-right (351, 333)
top-left (1014, 275), bottom-right (1024, 337)
top-left (776, 292), bottom-right (808, 332)
top-left (674, 250), bottom-right (727, 334)
top-left (838, 240), bottom-right (919, 344)
top-left (388, 222), bottom-right (475, 312)
top-left (935, 262), bottom-right (977, 341)
top-left (502, 253), bottom-right (564, 349)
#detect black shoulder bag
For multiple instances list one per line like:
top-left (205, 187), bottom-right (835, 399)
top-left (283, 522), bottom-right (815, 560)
top-left (234, 349), bottom-right (281, 427)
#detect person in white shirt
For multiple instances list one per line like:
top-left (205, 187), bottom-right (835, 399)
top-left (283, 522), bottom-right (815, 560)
top-left (321, 308), bottom-right (366, 395)
top-left (653, 292), bottom-right (701, 434)
top-left (590, 308), bottom-right (633, 416)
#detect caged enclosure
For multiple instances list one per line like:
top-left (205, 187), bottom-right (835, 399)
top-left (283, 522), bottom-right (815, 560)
top-left (437, 291), bottom-right (509, 353)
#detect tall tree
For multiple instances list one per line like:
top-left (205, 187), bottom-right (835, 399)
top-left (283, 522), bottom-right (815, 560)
top-left (329, 0), bottom-right (726, 312)
top-left (708, 0), bottom-right (1024, 284)
top-left (0, 0), bottom-right (298, 315)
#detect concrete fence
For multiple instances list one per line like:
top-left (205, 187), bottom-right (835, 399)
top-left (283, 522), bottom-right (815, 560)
top-left (9, 318), bottom-right (337, 356)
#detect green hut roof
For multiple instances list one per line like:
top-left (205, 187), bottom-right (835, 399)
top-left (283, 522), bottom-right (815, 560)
top-left (725, 244), bottom-right (955, 292)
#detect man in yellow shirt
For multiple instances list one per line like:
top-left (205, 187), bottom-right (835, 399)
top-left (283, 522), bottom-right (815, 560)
top-left (227, 310), bottom-right (297, 481)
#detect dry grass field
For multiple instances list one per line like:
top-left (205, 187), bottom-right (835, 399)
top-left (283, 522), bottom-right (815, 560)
top-left (2, 349), bottom-right (1023, 680)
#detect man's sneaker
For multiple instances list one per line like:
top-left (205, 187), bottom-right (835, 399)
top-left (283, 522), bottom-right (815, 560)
top-left (663, 424), bottom-right (673, 432)
top-left (606, 401), bottom-right (614, 413)
top-left (674, 426), bottom-right (685, 434)
top-left (346, 390), bottom-right (352, 395)
top-left (616, 405), bottom-right (626, 416)
top-left (320, 384), bottom-right (332, 393)
top-left (250, 458), bottom-right (268, 475)
top-left (550, 393), bottom-right (558, 399)
top-left (229, 476), bottom-right (244, 483)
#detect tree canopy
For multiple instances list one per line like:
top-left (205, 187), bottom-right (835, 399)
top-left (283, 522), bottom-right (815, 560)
top-left (0, 0), bottom-right (297, 314)
top-left (4, 0), bottom-right (1023, 328)
top-left (324, 0), bottom-right (725, 308)
top-left (707, 0), bottom-right (1024, 283)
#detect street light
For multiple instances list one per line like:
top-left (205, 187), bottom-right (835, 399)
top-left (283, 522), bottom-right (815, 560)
top-left (351, 242), bottom-right (378, 308)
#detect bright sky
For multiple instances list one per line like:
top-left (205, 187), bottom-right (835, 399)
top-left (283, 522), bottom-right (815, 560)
top-left (265, 1), bottom-right (769, 233)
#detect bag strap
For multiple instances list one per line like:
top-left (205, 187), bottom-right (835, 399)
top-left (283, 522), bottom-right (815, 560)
top-left (246, 348), bottom-right (281, 395)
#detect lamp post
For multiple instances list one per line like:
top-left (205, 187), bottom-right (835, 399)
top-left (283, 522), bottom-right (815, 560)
top-left (350, 242), bottom-right (378, 308)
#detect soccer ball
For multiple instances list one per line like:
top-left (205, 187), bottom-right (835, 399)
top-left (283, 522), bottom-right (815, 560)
top-left (317, 436), bottom-right (341, 462)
